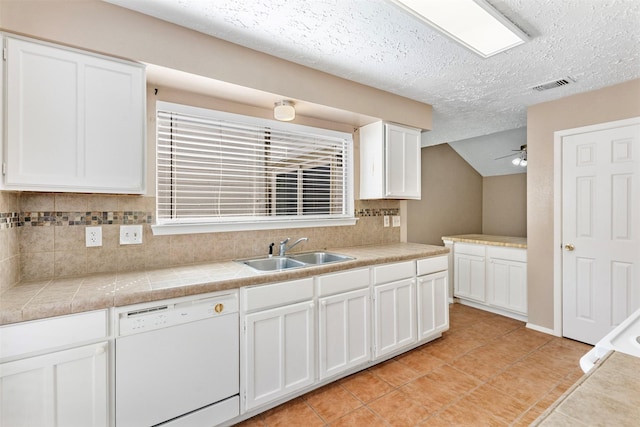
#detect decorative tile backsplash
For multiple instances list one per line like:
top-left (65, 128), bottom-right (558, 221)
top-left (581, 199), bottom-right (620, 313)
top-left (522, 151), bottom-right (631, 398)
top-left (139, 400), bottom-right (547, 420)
top-left (1, 192), bottom-right (402, 285)
top-left (0, 212), bottom-right (20, 230)
top-left (21, 211), bottom-right (153, 226)
top-left (3, 208), bottom-right (395, 229)
top-left (355, 208), bottom-right (400, 217)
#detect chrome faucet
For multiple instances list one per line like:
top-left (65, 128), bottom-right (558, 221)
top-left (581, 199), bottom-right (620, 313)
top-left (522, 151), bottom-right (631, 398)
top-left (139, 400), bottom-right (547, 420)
top-left (279, 237), bottom-right (308, 256)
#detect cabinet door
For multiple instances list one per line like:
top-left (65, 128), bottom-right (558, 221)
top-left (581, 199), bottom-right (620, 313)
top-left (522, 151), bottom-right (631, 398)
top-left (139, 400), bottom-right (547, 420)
top-left (488, 258), bottom-right (527, 314)
top-left (0, 342), bottom-right (108, 427)
top-left (4, 37), bottom-right (144, 193)
top-left (417, 271), bottom-right (449, 341)
top-left (374, 278), bottom-right (416, 359)
top-left (385, 123), bottom-right (421, 199)
top-left (318, 288), bottom-right (370, 380)
top-left (454, 253), bottom-right (486, 302)
top-left (243, 301), bottom-right (315, 410)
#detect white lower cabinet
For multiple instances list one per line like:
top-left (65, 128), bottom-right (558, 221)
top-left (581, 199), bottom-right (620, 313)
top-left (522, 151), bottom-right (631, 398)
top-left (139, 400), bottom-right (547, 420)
top-left (454, 243), bottom-right (487, 302)
top-left (242, 279), bottom-right (315, 411)
top-left (452, 241), bottom-right (528, 319)
top-left (487, 247), bottom-right (527, 315)
top-left (240, 256), bottom-right (449, 419)
top-left (417, 270), bottom-right (449, 341)
top-left (374, 277), bottom-right (417, 359)
top-left (318, 288), bottom-right (370, 380)
top-left (1, 311), bottom-right (108, 427)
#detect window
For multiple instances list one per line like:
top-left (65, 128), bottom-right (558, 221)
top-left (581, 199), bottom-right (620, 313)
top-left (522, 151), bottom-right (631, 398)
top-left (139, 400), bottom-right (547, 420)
top-left (153, 102), bottom-right (354, 235)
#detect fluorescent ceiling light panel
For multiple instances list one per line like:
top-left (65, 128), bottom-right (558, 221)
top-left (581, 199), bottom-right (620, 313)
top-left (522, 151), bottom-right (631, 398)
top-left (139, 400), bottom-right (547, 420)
top-left (393, 0), bottom-right (529, 58)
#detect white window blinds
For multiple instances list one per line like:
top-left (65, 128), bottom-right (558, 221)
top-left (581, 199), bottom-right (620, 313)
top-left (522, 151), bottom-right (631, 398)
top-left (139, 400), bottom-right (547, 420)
top-left (156, 102), bottom-right (353, 227)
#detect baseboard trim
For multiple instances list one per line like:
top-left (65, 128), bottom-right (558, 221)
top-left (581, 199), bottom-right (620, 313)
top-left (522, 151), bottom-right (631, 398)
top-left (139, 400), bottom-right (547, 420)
top-left (526, 322), bottom-right (560, 337)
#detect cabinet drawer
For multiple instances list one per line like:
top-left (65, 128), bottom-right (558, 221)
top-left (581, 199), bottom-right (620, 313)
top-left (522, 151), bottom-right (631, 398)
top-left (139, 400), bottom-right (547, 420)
top-left (316, 268), bottom-right (369, 297)
top-left (242, 278), bottom-right (314, 312)
top-left (417, 256), bottom-right (448, 276)
top-left (487, 246), bottom-right (527, 262)
top-left (373, 261), bottom-right (415, 285)
top-left (454, 243), bottom-right (485, 257)
top-left (0, 310), bottom-right (108, 360)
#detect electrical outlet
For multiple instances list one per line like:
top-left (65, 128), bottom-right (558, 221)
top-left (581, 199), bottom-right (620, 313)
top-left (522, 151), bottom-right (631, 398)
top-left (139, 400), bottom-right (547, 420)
top-left (85, 226), bottom-right (102, 247)
top-left (120, 225), bottom-right (143, 245)
top-left (383, 215), bottom-right (390, 227)
top-left (392, 215), bottom-right (401, 227)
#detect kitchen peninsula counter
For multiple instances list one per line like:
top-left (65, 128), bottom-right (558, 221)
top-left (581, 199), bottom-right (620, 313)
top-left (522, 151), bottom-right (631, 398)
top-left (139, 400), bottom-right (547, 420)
top-left (533, 351), bottom-right (640, 426)
top-left (441, 233), bottom-right (527, 249)
top-left (0, 242), bottom-right (448, 325)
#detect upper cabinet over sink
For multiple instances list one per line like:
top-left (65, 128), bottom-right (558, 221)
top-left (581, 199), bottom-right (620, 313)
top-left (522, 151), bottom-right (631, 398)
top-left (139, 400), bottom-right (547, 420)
top-left (2, 35), bottom-right (146, 194)
top-left (359, 121), bottom-right (421, 200)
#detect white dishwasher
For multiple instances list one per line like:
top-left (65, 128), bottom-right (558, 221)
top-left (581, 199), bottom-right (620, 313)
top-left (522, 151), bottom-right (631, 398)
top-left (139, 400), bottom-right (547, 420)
top-left (115, 291), bottom-right (239, 427)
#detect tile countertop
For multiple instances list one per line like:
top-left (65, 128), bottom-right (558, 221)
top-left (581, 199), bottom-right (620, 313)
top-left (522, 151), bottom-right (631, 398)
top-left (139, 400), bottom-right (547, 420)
top-left (441, 234), bottom-right (527, 249)
top-left (533, 351), bottom-right (640, 426)
top-left (0, 242), bottom-right (448, 326)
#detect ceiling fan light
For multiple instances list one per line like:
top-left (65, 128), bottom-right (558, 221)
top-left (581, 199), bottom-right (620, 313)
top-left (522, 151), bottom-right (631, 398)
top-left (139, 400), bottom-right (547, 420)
top-left (520, 159), bottom-right (527, 167)
top-left (512, 157), bottom-right (521, 166)
top-left (274, 100), bottom-right (295, 121)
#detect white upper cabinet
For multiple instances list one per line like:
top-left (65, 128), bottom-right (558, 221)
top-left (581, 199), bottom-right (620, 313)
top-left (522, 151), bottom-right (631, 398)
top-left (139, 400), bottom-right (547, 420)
top-left (359, 121), bottom-right (421, 199)
top-left (2, 35), bottom-right (145, 193)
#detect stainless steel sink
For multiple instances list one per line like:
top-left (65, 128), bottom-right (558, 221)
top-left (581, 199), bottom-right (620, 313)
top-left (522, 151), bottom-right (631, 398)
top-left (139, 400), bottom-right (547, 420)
top-left (288, 252), bottom-right (354, 265)
top-left (240, 256), bottom-right (306, 272)
top-left (237, 251), bottom-right (353, 272)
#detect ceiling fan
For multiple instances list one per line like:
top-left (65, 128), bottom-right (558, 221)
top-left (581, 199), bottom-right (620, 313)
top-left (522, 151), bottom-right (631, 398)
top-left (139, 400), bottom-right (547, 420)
top-left (495, 144), bottom-right (527, 167)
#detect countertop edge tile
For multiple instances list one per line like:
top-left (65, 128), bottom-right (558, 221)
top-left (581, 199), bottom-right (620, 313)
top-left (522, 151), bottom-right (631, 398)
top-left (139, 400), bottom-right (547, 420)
top-left (441, 234), bottom-right (527, 249)
top-left (1, 243), bottom-right (448, 325)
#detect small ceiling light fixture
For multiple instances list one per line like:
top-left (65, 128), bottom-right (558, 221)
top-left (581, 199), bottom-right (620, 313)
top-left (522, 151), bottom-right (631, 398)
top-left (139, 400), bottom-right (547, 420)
top-left (511, 145), bottom-right (527, 167)
top-left (392, 0), bottom-right (529, 58)
top-left (274, 100), bottom-right (295, 121)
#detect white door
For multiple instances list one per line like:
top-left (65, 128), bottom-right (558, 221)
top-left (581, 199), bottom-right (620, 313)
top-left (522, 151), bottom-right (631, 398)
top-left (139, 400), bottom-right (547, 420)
top-left (318, 288), bottom-right (370, 380)
top-left (417, 271), bottom-right (449, 341)
top-left (0, 342), bottom-right (108, 427)
top-left (562, 121), bottom-right (640, 344)
top-left (374, 278), bottom-right (416, 358)
top-left (243, 301), bottom-right (315, 410)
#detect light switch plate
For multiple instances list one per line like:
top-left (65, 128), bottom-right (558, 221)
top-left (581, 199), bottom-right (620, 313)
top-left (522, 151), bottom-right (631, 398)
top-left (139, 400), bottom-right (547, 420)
top-left (120, 225), bottom-right (143, 245)
top-left (85, 226), bottom-right (102, 247)
top-left (392, 216), bottom-right (401, 227)
top-left (383, 216), bottom-right (390, 227)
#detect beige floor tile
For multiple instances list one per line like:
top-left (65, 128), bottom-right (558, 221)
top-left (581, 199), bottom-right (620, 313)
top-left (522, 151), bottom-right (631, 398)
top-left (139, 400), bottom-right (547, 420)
top-left (328, 407), bottom-right (387, 427)
top-left (368, 390), bottom-right (431, 427)
top-left (303, 382), bottom-right (362, 423)
top-left (457, 383), bottom-right (529, 424)
top-left (339, 371), bottom-right (394, 403)
top-left (399, 375), bottom-right (460, 413)
top-left (394, 346), bottom-right (446, 375)
top-left (430, 400), bottom-right (507, 427)
top-left (368, 359), bottom-right (421, 387)
top-left (488, 359), bottom-right (565, 405)
top-left (261, 398), bottom-right (325, 427)
top-left (451, 343), bottom-right (516, 380)
top-left (423, 364), bottom-right (482, 395)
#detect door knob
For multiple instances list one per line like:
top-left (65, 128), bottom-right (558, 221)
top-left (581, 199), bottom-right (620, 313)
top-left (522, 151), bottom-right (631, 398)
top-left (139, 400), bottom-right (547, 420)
top-left (564, 244), bottom-right (575, 251)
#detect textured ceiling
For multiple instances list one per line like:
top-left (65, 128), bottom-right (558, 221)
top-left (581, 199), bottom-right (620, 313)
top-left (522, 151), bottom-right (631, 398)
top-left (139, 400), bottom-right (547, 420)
top-left (105, 0), bottom-right (640, 174)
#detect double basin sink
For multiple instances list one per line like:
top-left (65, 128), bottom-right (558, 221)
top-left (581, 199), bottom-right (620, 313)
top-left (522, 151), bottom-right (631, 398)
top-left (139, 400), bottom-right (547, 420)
top-left (237, 251), bottom-right (353, 272)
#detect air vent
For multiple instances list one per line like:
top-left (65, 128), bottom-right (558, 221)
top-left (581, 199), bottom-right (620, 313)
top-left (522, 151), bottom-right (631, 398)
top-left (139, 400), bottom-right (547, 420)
top-left (531, 77), bottom-right (575, 92)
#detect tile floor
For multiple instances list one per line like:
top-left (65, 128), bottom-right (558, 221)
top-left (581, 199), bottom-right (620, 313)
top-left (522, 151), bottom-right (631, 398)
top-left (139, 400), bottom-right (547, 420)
top-left (237, 303), bottom-right (592, 426)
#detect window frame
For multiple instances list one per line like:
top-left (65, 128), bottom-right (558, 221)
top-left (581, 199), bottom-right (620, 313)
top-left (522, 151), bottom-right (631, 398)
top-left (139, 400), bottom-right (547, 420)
top-left (151, 101), bottom-right (355, 236)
